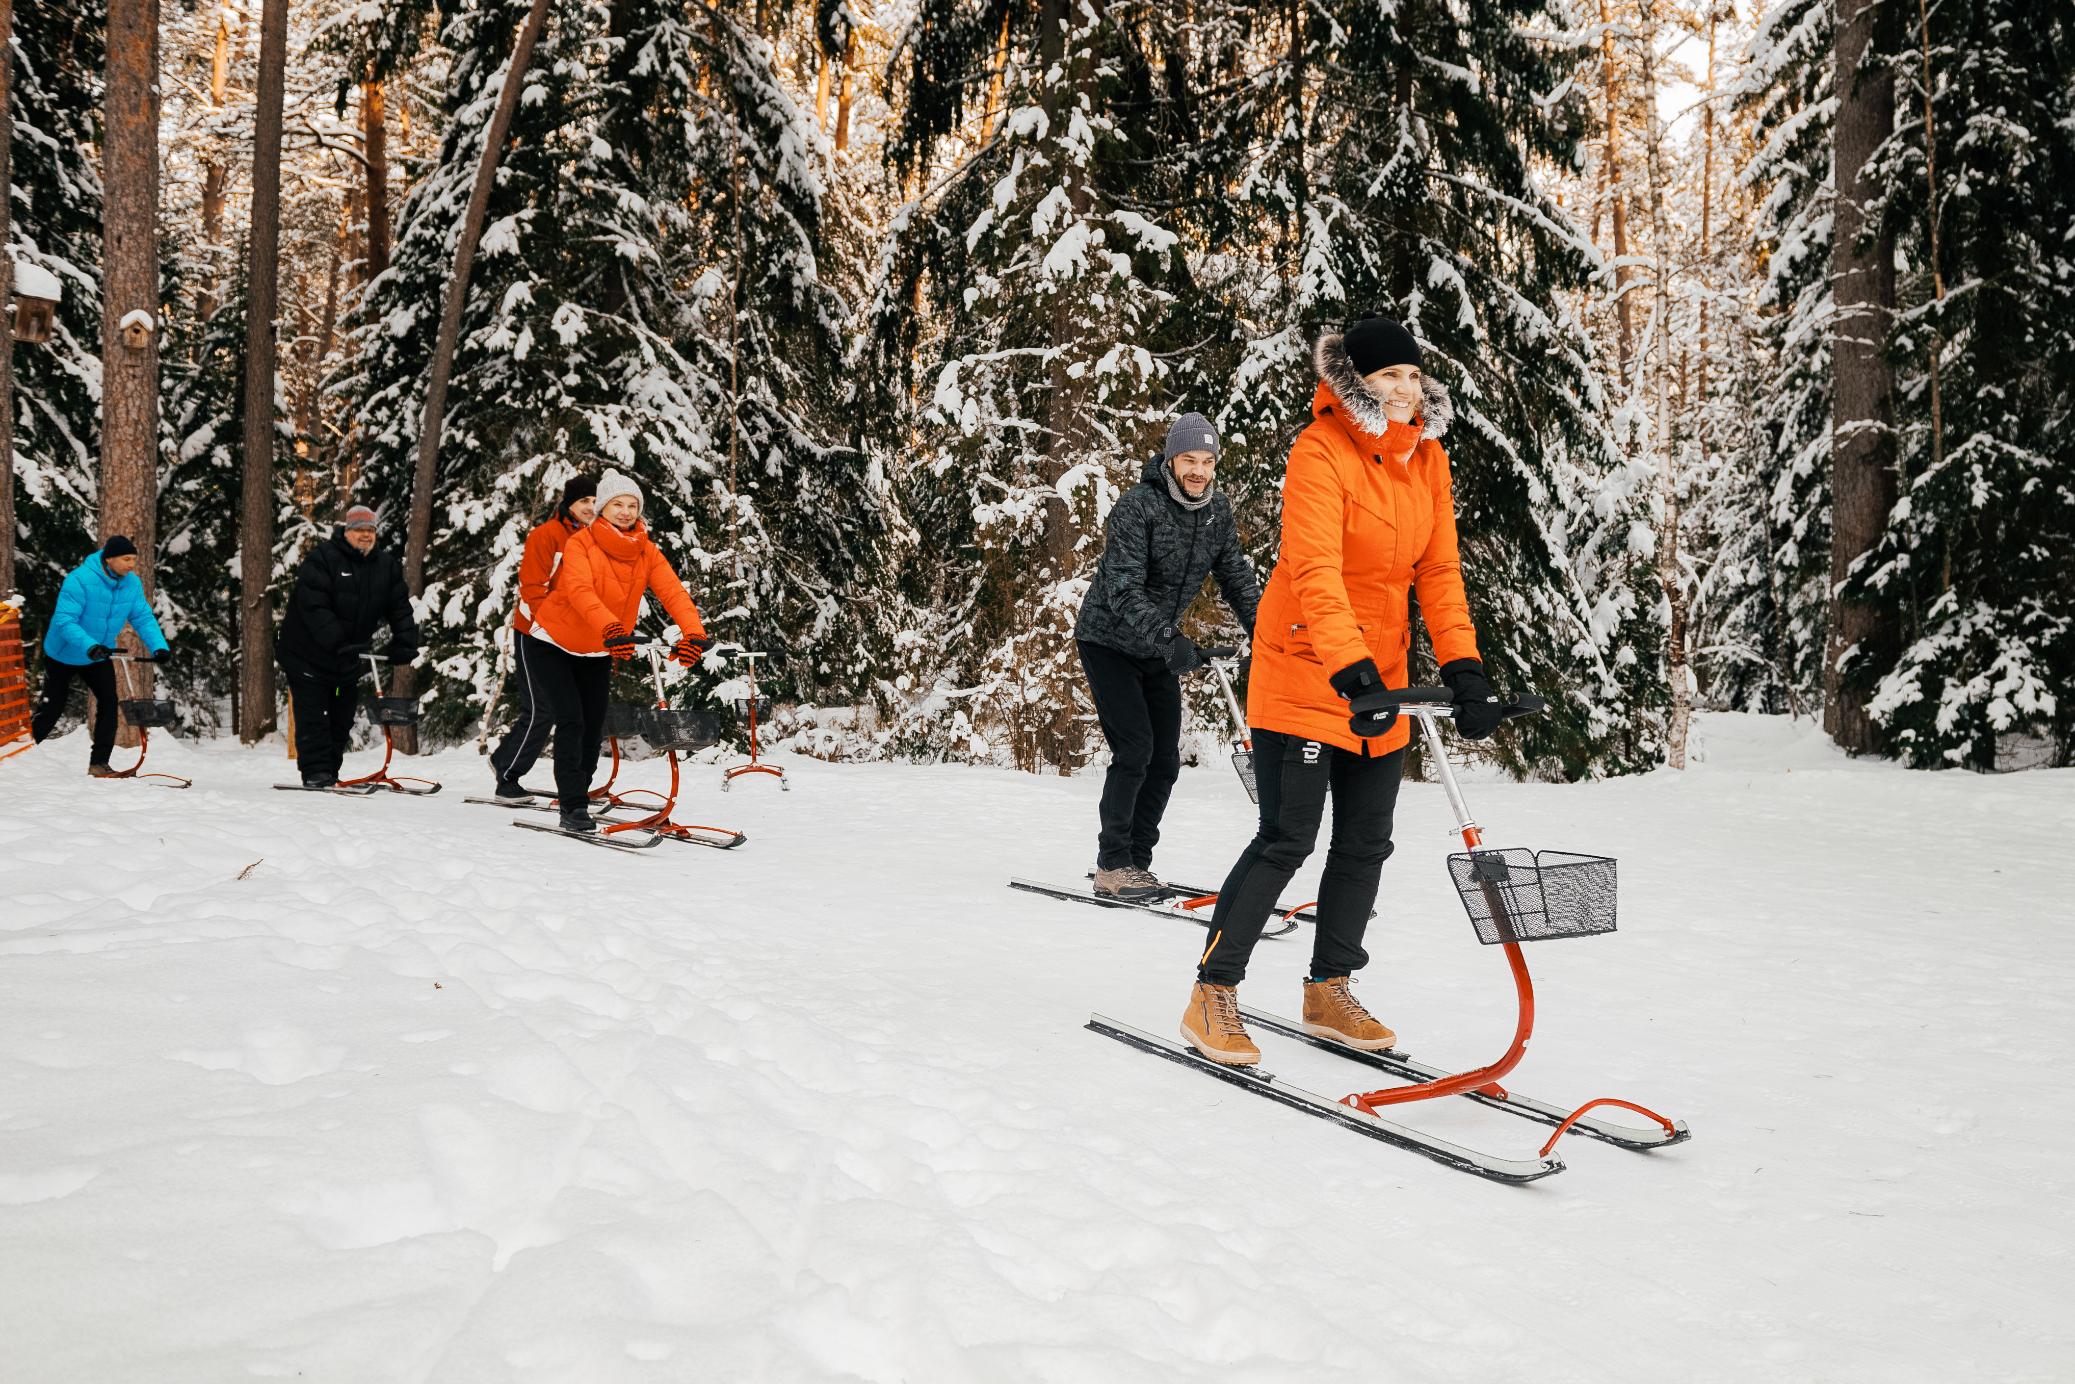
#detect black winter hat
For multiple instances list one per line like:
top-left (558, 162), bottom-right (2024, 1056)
top-left (560, 475), bottom-right (598, 507)
top-left (101, 535), bottom-right (138, 560)
top-left (1344, 315), bottom-right (1423, 375)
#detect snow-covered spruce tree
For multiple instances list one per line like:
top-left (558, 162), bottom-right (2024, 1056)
top-left (870, 0), bottom-right (1218, 770)
top-left (1211, 0), bottom-right (1661, 778)
top-left (6, 0), bottom-right (103, 637)
top-left (1735, 0), bottom-right (1838, 717)
top-left (1857, 1), bottom-right (2075, 768)
top-left (345, 0), bottom-right (876, 741)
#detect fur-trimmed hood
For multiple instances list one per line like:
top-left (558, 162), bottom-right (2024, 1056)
top-left (1313, 330), bottom-right (1453, 441)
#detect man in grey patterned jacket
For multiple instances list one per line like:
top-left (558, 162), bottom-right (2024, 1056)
top-left (1074, 413), bottom-right (1261, 899)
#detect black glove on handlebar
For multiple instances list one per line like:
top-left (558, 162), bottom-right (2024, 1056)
top-left (1441, 658), bottom-right (1504, 740)
top-left (1347, 691), bottom-right (1399, 739)
top-left (1163, 636), bottom-right (1207, 675)
top-left (1328, 658), bottom-right (1381, 701)
top-left (86, 644), bottom-right (112, 662)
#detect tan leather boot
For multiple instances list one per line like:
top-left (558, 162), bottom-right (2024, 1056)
top-left (1301, 975), bottom-right (1396, 1050)
top-left (1180, 981), bottom-right (1260, 1066)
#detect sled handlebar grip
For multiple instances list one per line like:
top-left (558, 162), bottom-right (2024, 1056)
top-left (1350, 687), bottom-right (1548, 721)
top-left (1201, 645), bottom-right (1240, 660)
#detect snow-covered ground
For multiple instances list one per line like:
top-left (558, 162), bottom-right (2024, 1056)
top-left (2, 713), bottom-right (2069, 1383)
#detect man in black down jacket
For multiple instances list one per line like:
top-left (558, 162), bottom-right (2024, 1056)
top-left (277, 504), bottom-right (421, 787)
top-left (1074, 413), bottom-right (1259, 899)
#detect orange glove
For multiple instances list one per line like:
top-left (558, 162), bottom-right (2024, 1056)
top-left (671, 632), bottom-right (713, 667)
top-left (602, 624), bottom-right (636, 661)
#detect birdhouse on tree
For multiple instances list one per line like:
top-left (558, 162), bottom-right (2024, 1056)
top-left (118, 308), bottom-right (155, 351)
top-left (7, 260), bottom-right (62, 346)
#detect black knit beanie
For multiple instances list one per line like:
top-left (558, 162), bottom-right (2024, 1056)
top-left (557, 474), bottom-right (598, 521)
top-left (1344, 315), bottom-right (1423, 374)
top-left (101, 535), bottom-right (138, 560)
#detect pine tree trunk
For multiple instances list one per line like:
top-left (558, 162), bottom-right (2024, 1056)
top-left (0, 0), bottom-right (16, 602)
top-left (399, 0), bottom-right (554, 746)
top-left (1598, 0), bottom-right (1633, 381)
top-left (1826, 0), bottom-right (1898, 754)
top-left (100, 0), bottom-right (162, 739)
top-left (362, 76), bottom-right (392, 280)
top-left (236, 0), bottom-right (288, 743)
top-left (1640, 21), bottom-right (1688, 768)
top-left (834, 30), bottom-right (857, 153)
top-left (198, 10), bottom-right (232, 325)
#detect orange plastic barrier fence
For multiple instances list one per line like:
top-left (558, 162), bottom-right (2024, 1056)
top-left (0, 602), bottom-right (32, 763)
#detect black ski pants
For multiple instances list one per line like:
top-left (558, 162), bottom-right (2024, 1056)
top-left (1198, 729), bottom-right (1405, 986)
top-left (31, 657), bottom-right (119, 765)
top-left (525, 639), bottom-right (612, 812)
top-left (284, 664), bottom-right (360, 780)
top-left (1078, 640), bottom-right (1183, 871)
top-left (489, 634), bottom-right (553, 787)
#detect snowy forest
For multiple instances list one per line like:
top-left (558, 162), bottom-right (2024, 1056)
top-left (3, 0), bottom-right (2070, 778)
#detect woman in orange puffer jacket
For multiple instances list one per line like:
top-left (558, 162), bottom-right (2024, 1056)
top-left (1180, 316), bottom-right (1507, 1068)
top-left (526, 468), bottom-right (712, 833)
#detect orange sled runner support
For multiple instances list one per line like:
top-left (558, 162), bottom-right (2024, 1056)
top-left (1089, 688), bottom-right (1689, 1183)
top-left (516, 643), bottom-right (745, 852)
top-left (101, 653), bottom-right (192, 789)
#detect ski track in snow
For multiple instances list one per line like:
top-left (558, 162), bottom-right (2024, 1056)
top-left (0, 713), bottom-right (2069, 1382)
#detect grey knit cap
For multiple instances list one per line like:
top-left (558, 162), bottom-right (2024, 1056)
top-left (1163, 412), bottom-right (1220, 461)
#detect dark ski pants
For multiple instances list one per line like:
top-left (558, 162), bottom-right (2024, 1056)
top-left (31, 657), bottom-right (118, 764)
top-left (1078, 640), bottom-right (1183, 871)
top-left (489, 634), bottom-right (553, 786)
top-left (1199, 729), bottom-right (1405, 986)
top-left (525, 639), bottom-right (612, 812)
top-left (285, 665), bottom-right (360, 780)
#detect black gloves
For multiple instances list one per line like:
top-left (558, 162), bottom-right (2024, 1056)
top-left (1441, 658), bottom-right (1505, 740)
top-left (146, 646), bottom-right (172, 666)
top-left (338, 640), bottom-right (373, 659)
top-left (384, 640), bottom-right (418, 665)
top-left (1328, 658), bottom-right (1382, 701)
top-left (86, 644), bottom-right (111, 662)
top-left (1163, 635), bottom-right (1207, 675)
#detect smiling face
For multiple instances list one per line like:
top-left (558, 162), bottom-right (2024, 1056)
top-left (344, 527), bottom-right (378, 555)
top-left (1364, 364), bottom-right (1423, 424)
top-left (601, 495), bottom-right (642, 530)
top-left (568, 496), bottom-right (598, 526)
top-left (1170, 450), bottom-right (1216, 498)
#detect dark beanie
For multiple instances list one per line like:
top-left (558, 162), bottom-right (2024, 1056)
top-left (560, 475), bottom-right (597, 507)
top-left (1344, 315), bottom-right (1423, 374)
top-left (101, 535), bottom-right (138, 560)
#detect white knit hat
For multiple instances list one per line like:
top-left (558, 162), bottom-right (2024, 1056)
top-left (594, 468), bottom-right (643, 513)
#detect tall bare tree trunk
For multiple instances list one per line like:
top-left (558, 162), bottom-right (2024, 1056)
top-left (1640, 20), bottom-right (1688, 767)
top-left (101, 0), bottom-right (163, 738)
top-left (198, 10), bottom-right (233, 325)
top-left (399, 0), bottom-right (553, 743)
top-left (362, 75), bottom-right (392, 280)
top-left (1598, 0), bottom-right (1633, 380)
top-left (834, 29), bottom-right (857, 153)
top-left (980, 7), bottom-right (1012, 141)
top-left (0, 0), bottom-right (17, 601)
top-left (1826, 0), bottom-right (1898, 754)
top-left (236, 0), bottom-right (288, 742)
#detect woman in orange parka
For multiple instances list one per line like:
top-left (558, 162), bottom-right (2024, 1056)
top-left (526, 468), bottom-right (712, 834)
top-left (486, 472), bottom-right (596, 802)
top-left (1180, 316), bottom-right (1507, 1068)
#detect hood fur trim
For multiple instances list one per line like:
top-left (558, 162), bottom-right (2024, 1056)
top-left (1314, 331), bottom-right (1452, 441)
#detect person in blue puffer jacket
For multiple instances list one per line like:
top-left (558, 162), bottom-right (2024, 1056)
top-left (31, 536), bottom-right (172, 774)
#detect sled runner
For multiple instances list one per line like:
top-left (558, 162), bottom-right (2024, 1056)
top-left (1091, 686), bottom-right (1688, 1181)
top-left (1010, 876), bottom-right (1303, 939)
top-left (100, 653), bottom-right (191, 789)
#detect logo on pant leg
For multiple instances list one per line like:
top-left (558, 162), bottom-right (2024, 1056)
top-left (1303, 740), bottom-right (1321, 764)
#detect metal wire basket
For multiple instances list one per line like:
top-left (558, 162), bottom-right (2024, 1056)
top-left (1447, 848), bottom-right (1618, 946)
top-left (361, 695), bottom-right (422, 728)
top-left (605, 702), bottom-right (721, 754)
top-left (119, 698), bottom-right (176, 729)
top-left (1231, 745), bottom-right (1258, 803)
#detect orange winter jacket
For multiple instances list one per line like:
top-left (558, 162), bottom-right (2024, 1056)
top-left (528, 518), bottom-right (707, 655)
top-left (1247, 360), bottom-right (1481, 757)
top-left (512, 513), bottom-right (584, 635)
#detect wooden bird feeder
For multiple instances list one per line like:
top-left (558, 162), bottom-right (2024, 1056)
top-left (7, 260), bottom-right (61, 346)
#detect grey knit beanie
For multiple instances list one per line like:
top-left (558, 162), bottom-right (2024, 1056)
top-left (1163, 412), bottom-right (1220, 461)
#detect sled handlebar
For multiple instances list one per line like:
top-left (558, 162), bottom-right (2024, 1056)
top-left (1350, 686), bottom-right (1547, 724)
